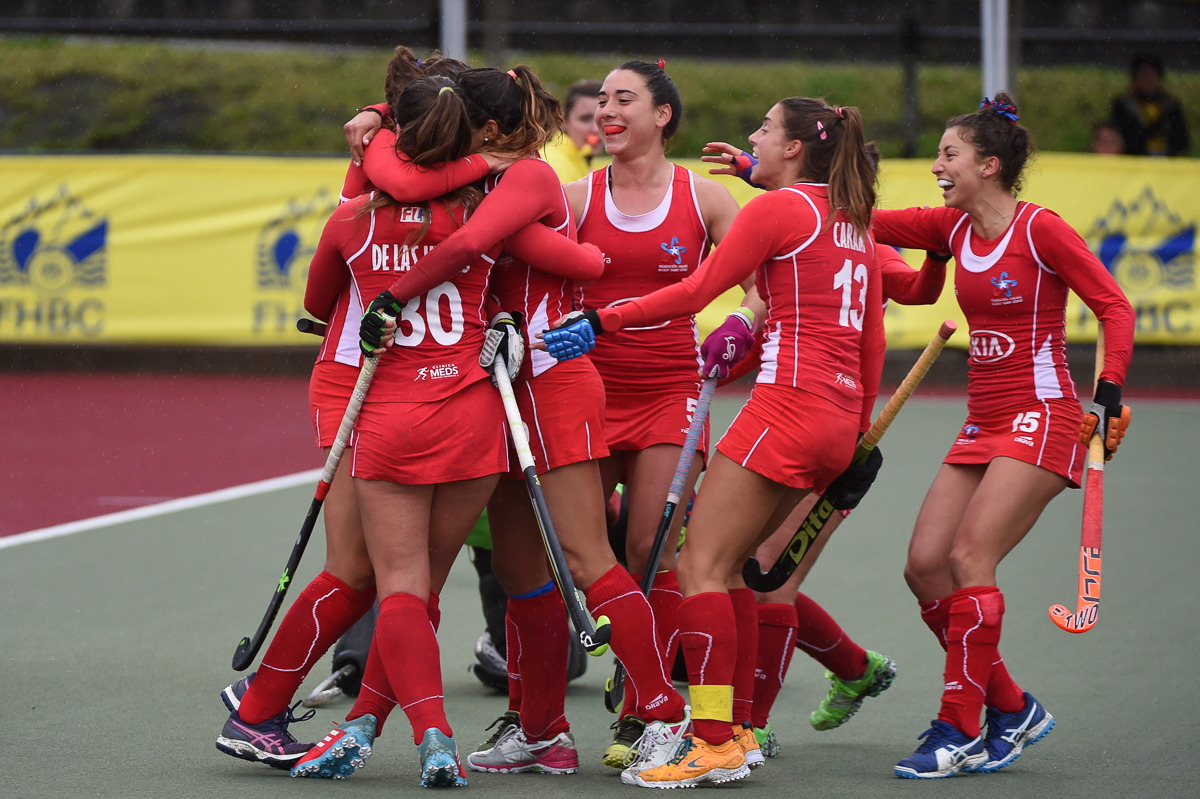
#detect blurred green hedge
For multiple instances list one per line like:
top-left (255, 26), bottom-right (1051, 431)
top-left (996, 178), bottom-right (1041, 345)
top-left (1, 38), bottom-right (1195, 157)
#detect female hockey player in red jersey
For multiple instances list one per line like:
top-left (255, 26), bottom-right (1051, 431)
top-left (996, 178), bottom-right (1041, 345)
top-left (543, 97), bottom-right (885, 788)
top-left (871, 92), bottom-right (1134, 779)
top-left (561, 60), bottom-right (743, 769)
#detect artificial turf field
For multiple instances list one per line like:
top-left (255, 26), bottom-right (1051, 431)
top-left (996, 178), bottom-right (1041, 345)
top-left (3, 396), bottom-right (1197, 798)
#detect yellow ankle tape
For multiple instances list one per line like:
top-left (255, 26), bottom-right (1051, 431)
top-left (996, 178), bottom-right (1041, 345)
top-left (689, 685), bottom-right (733, 721)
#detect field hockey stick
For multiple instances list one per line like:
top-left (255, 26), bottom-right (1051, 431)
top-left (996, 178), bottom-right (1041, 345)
top-left (604, 378), bottom-right (717, 713)
top-left (297, 318), bottom-right (328, 336)
top-left (1049, 325), bottom-right (1106, 633)
top-left (491, 356), bottom-right (613, 656)
top-left (231, 351), bottom-right (381, 671)
top-left (742, 320), bottom-right (958, 593)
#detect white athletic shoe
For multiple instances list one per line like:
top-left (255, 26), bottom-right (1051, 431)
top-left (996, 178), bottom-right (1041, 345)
top-left (620, 707), bottom-right (692, 786)
top-left (466, 726), bottom-right (580, 774)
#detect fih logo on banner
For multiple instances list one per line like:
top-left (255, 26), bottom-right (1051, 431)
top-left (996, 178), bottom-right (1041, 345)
top-left (1086, 187), bottom-right (1195, 334)
top-left (254, 189), bottom-right (337, 334)
top-left (0, 186), bottom-right (107, 336)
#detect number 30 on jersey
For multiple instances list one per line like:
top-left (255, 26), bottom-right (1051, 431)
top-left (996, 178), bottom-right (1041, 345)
top-left (834, 259), bottom-right (868, 331)
top-left (392, 284), bottom-right (465, 348)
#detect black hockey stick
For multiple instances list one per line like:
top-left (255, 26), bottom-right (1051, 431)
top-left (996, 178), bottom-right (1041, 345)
top-left (741, 320), bottom-right (957, 592)
top-left (231, 351), bottom-right (380, 671)
top-left (604, 378), bottom-right (716, 713)
top-left (491, 356), bottom-right (613, 655)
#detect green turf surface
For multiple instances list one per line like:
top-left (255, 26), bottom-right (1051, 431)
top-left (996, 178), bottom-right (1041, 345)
top-left (3, 397), bottom-right (1197, 797)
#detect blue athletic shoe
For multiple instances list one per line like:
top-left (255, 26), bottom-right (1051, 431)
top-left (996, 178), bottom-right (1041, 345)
top-left (216, 701), bottom-right (316, 770)
top-left (220, 673), bottom-right (253, 712)
top-left (894, 720), bottom-right (987, 779)
top-left (290, 715), bottom-right (377, 779)
top-left (418, 728), bottom-right (468, 788)
top-left (977, 692), bottom-right (1055, 773)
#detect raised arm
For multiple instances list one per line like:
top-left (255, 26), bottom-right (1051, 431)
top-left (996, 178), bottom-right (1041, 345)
top-left (872, 206), bottom-right (955, 253)
top-left (362, 129), bottom-right (490, 204)
top-left (878, 245), bottom-right (949, 305)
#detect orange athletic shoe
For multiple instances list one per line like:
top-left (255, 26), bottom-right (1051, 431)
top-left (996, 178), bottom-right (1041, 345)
top-left (732, 724), bottom-right (765, 770)
top-left (630, 734), bottom-right (750, 789)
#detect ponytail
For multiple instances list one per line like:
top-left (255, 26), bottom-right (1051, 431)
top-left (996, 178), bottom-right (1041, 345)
top-left (457, 66), bottom-right (563, 158)
top-left (395, 77), bottom-right (474, 167)
top-left (778, 98), bottom-right (876, 236)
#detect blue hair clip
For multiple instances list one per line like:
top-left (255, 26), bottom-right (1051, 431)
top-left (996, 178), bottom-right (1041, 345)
top-left (979, 97), bottom-right (1020, 123)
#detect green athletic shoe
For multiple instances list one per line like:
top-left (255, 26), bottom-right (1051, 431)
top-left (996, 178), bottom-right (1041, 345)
top-left (810, 650), bottom-right (896, 731)
top-left (602, 714), bottom-right (645, 769)
top-left (753, 723), bottom-right (781, 758)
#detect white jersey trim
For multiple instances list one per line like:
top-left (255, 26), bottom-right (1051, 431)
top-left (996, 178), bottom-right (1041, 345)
top-left (334, 275), bottom-right (365, 366)
top-left (1024, 206), bottom-right (1057, 275)
top-left (604, 169), bottom-right (674, 233)
top-left (772, 188), bottom-right (822, 259)
top-left (687, 170), bottom-right (709, 241)
top-left (347, 205), bottom-right (376, 265)
top-left (956, 204), bottom-right (1029, 274)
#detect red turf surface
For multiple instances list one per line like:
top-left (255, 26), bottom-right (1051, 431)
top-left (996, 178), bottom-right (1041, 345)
top-left (1, 373), bottom-right (324, 537)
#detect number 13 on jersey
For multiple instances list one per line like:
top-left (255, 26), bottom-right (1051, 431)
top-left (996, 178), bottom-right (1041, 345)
top-left (835, 259), bottom-right (868, 331)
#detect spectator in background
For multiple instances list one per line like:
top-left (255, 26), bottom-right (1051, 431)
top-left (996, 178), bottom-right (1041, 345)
top-left (542, 79), bottom-right (603, 182)
top-left (1110, 54), bottom-right (1190, 156)
top-left (1090, 122), bottom-right (1124, 155)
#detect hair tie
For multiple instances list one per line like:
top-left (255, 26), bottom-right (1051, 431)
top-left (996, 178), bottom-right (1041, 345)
top-left (816, 120), bottom-right (827, 141)
top-left (656, 58), bottom-right (666, 70)
top-left (834, 107), bottom-right (846, 120)
top-left (507, 69), bottom-right (518, 80)
top-left (978, 96), bottom-right (1020, 124)
top-left (415, 59), bottom-right (423, 67)
top-left (438, 86), bottom-right (453, 96)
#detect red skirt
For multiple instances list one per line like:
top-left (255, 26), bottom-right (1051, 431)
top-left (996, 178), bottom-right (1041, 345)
top-left (716, 384), bottom-right (858, 491)
top-left (944, 398), bottom-right (1084, 488)
top-left (505, 357), bottom-right (609, 478)
top-left (308, 360), bottom-right (359, 449)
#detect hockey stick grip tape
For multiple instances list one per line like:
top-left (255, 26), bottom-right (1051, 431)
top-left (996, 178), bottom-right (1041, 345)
top-left (320, 354), bottom-right (380, 486)
top-left (492, 358), bottom-right (536, 472)
top-left (861, 320), bottom-right (956, 450)
top-left (666, 379), bottom-right (717, 503)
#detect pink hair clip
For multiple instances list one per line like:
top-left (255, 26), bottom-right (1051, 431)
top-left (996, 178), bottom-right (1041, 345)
top-left (817, 120), bottom-right (827, 140)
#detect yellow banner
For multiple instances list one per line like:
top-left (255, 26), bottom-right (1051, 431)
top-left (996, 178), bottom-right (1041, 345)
top-left (2, 153), bottom-right (1195, 346)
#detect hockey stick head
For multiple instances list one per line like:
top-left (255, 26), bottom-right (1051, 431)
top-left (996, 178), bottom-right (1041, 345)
top-left (582, 615), bottom-right (612, 656)
top-left (1048, 602), bottom-right (1099, 633)
top-left (741, 557), bottom-right (777, 593)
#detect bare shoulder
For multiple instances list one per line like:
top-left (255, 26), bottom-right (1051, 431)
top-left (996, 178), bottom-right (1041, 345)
top-left (564, 176), bottom-right (591, 222)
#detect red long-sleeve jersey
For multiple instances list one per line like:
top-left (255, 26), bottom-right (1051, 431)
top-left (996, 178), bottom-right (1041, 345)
top-left (339, 128), bottom-right (491, 203)
top-left (872, 203), bottom-right (1133, 418)
top-left (599, 183), bottom-right (884, 432)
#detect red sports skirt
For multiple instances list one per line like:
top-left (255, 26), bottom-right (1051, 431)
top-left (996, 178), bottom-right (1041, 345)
top-left (716, 384), bottom-right (858, 491)
top-left (309, 359), bottom-right (359, 449)
top-left (603, 379), bottom-right (709, 463)
top-left (944, 398), bottom-right (1084, 488)
top-left (351, 376), bottom-right (509, 484)
top-left (505, 357), bottom-right (609, 478)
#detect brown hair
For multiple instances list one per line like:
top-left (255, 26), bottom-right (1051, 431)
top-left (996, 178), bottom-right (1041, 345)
top-left (778, 98), bottom-right (877, 236)
top-left (383, 45), bottom-right (423, 113)
top-left (613, 60), bottom-right (682, 141)
top-left (362, 76), bottom-right (479, 242)
top-left (457, 66), bottom-right (563, 157)
top-left (946, 90), bottom-right (1034, 194)
top-left (419, 53), bottom-right (470, 80)
top-left (565, 79), bottom-right (602, 116)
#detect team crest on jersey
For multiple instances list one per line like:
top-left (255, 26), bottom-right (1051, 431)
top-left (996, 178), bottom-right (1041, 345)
top-left (989, 271), bottom-right (1022, 306)
top-left (956, 423), bottom-right (980, 445)
top-left (659, 236), bottom-right (687, 271)
top-left (256, 189), bottom-right (338, 294)
top-left (969, 329), bottom-right (1015, 363)
top-left (1087, 187), bottom-right (1194, 294)
top-left (0, 186), bottom-right (107, 293)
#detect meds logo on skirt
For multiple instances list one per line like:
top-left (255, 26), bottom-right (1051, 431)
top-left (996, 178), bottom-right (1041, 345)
top-left (256, 189), bottom-right (338, 296)
top-left (0, 186), bottom-right (107, 292)
top-left (1086, 187), bottom-right (1194, 293)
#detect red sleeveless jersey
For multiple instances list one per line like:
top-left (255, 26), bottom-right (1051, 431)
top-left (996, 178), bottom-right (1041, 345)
top-left (872, 203), bottom-right (1134, 418)
top-left (304, 194), bottom-right (498, 402)
top-left (484, 159), bottom-right (578, 379)
top-left (576, 165), bottom-right (711, 392)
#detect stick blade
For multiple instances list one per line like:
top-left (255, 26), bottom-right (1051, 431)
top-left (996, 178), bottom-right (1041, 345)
top-left (741, 557), bottom-right (781, 593)
top-left (1048, 603), bottom-right (1097, 633)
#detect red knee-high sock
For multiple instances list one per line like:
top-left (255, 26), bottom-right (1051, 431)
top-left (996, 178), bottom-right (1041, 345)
top-left (751, 603), bottom-right (798, 729)
top-left (793, 592), bottom-right (868, 681)
top-left (375, 592), bottom-right (451, 744)
top-left (505, 608), bottom-right (522, 713)
top-left (507, 584), bottom-right (571, 739)
top-left (647, 570), bottom-right (683, 656)
top-left (348, 630), bottom-right (397, 736)
top-left (678, 592), bottom-right (737, 745)
top-left (938, 586), bottom-right (1007, 738)
top-left (919, 598), bottom-right (952, 651)
top-left (346, 594), bottom-right (438, 738)
top-left (728, 588), bottom-right (759, 727)
top-left (239, 572), bottom-right (376, 724)
top-left (585, 565), bottom-right (685, 724)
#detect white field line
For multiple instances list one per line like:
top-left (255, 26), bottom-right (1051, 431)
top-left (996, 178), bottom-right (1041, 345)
top-left (0, 469), bottom-right (322, 551)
